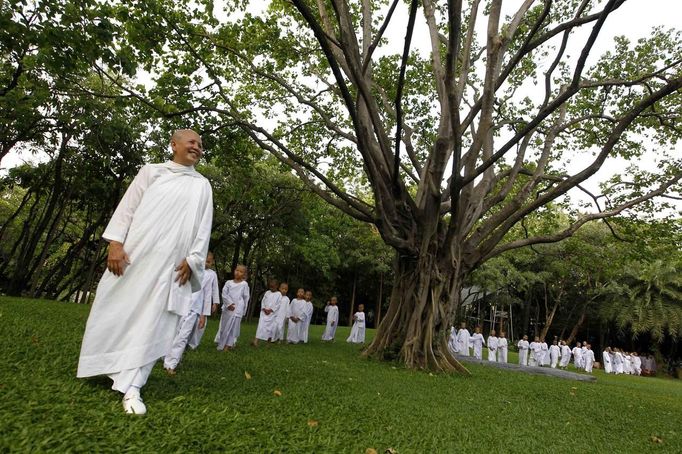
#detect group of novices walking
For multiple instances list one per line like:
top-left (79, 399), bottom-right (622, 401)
top-left (75, 130), bottom-right (369, 415)
top-left (447, 323), bottom-right (509, 362)
top-left (601, 347), bottom-right (651, 376)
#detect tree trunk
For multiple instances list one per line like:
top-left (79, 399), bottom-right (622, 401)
top-left (566, 308), bottom-right (588, 344)
top-left (348, 272), bottom-right (357, 326)
top-left (375, 271), bottom-right (383, 328)
top-left (363, 253), bottom-right (469, 373)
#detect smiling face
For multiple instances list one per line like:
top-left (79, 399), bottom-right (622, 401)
top-left (171, 129), bottom-right (203, 166)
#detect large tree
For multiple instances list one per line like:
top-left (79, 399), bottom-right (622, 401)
top-left (83, 0), bottom-right (682, 371)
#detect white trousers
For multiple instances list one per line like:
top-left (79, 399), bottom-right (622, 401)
top-left (188, 316), bottom-right (207, 349)
top-left (164, 311), bottom-right (199, 370)
top-left (216, 311), bottom-right (242, 349)
top-left (109, 360), bottom-right (156, 393)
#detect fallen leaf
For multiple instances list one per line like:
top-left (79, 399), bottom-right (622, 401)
top-left (273, 389), bottom-right (282, 397)
top-left (365, 449), bottom-right (378, 454)
top-left (385, 449), bottom-right (398, 454)
top-left (244, 371), bottom-right (252, 380)
top-left (650, 435), bottom-right (663, 444)
top-left (307, 419), bottom-right (319, 428)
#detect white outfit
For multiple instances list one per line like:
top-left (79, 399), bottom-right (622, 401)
top-left (572, 346), bottom-right (584, 370)
top-left (613, 352), bottom-right (624, 374)
top-left (287, 298), bottom-right (307, 343)
top-left (321, 304), bottom-right (339, 341)
top-left (164, 269), bottom-right (219, 369)
top-left (517, 339), bottom-right (529, 366)
top-left (77, 162), bottom-right (213, 393)
top-left (529, 342), bottom-right (542, 366)
top-left (470, 333), bottom-right (485, 360)
top-left (302, 300), bottom-right (314, 343)
top-left (497, 337), bottom-right (508, 363)
top-left (632, 355), bottom-right (642, 375)
top-left (274, 295), bottom-right (290, 341)
top-left (559, 345), bottom-right (572, 368)
top-left (456, 329), bottom-right (471, 356)
top-left (583, 349), bottom-right (595, 373)
top-left (215, 280), bottom-right (250, 349)
top-left (540, 342), bottom-right (550, 366)
top-left (602, 351), bottom-right (612, 374)
top-left (346, 311), bottom-right (366, 344)
top-left (255, 290), bottom-right (283, 341)
top-left (549, 345), bottom-right (561, 368)
top-left (187, 269), bottom-right (220, 350)
top-left (487, 336), bottom-right (499, 362)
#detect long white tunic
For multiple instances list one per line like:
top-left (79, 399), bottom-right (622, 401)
top-left (517, 339), bottom-right (529, 366)
top-left (287, 298), bottom-right (307, 343)
top-left (613, 352), bottom-right (624, 374)
top-left (540, 342), bottom-right (550, 366)
top-left (321, 304), bottom-right (339, 340)
top-left (215, 280), bottom-right (250, 348)
top-left (447, 327), bottom-right (458, 354)
top-left (487, 336), bottom-right (499, 362)
top-left (77, 162), bottom-right (213, 378)
top-left (274, 295), bottom-right (290, 341)
top-left (255, 290), bottom-right (282, 341)
top-left (549, 345), bottom-right (561, 368)
top-left (529, 342), bottom-right (542, 366)
top-left (602, 351), bottom-right (612, 374)
top-left (572, 346), bottom-right (583, 369)
top-left (631, 355), bottom-right (642, 375)
top-left (188, 268), bottom-right (220, 349)
top-left (497, 337), bottom-right (508, 363)
top-left (559, 345), bottom-right (572, 368)
top-left (583, 349), bottom-right (595, 373)
top-left (347, 312), bottom-right (366, 344)
top-left (302, 301), bottom-right (314, 343)
top-left (470, 333), bottom-right (485, 359)
top-left (456, 329), bottom-right (471, 356)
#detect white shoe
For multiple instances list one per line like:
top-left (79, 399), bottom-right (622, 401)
top-left (122, 395), bottom-right (147, 415)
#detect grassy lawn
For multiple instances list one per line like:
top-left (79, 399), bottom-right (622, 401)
top-left (1, 296), bottom-right (680, 453)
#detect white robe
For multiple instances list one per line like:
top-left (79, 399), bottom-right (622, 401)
top-left (549, 345), bottom-right (560, 368)
top-left (602, 351), bottom-right (612, 374)
top-left (529, 342), bottom-right (542, 366)
top-left (301, 300), bottom-right (314, 343)
top-left (287, 298), bottom-right (307, 343)
top-left (624, 355), bottom-right (633, 374)
top-left (631, 355), bottom-right (642, 375)
top-left (572, 346), bottom-right (583, 370)
top-left (188, 268), bottom-right (220, 349)
top-left (321, 304), bottom-right (339, 341)
top-left (274, 295), bottom-right (290, 341)
top-left (613, 352), bottom-right (624, 374)
top-left (583, 349), bottom-right (595, 373)
top-left (470, 333), bottom-right (485, 359)
top-left (447, 327), bottom-right (458, 354)
top-left (540, 342), bottom-right (550, 366)
top-left (347, 312), bottom-right (366, 344)
top-left (165, 269), bottom-right (219, 369)
top-left (517, 340), bottom-right (529, 366)
top-left (77, 162), bottom-right (213, 389)
top-left (456, 329), bottom-right (471, 356)
top-left (215, 280), bottom-right (250, 348)
top-left (255, 290), bottom-right (282, 341)
top-left (498, 337), bottom-right (508, 363)
top-left (559, 345), bottom-right (572, 368)
top-left (487, 336), bottom-right (499, 362)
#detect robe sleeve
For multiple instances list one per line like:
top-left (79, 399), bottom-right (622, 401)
top-left (102, 164), bottom-right (153, 244)
top-left (202, 271), bottom-right (218, 316)
top-left (242, 283), bottom-right (250, 316)
top-left (186, 179), bottom-right (214, 293)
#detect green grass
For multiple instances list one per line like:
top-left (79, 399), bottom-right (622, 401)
top-left (1, 296), bottom-right (680, 453)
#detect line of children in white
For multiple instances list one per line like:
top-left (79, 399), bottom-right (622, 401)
top-left (598, 347), bottom-right (645, 375)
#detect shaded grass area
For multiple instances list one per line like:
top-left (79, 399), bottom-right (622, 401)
top-left (1, 297), bottom-right (680, 453)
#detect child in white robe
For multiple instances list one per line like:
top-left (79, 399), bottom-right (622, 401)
top-left (602, 347), bottom-right (613, 374)
top-left (274, 283), bottom-right (290, 342)
top-left (613, 349), bottom-right (624, 374)
top-left (517, 335), bottom-right (530, 366)
top-left (321, 297), bottom-right (340, 341)
top-left (184, 253), bottom-right (220, 351)
top-left (347, 304), bottom-right (366, 344)
top-left (287, 288), bottom-right (307, 343)
top-left (215, 265), bottom-right (250, 350)
top-left (631, 352), bottom-right (642, 375)
top-left (164, 253), bottom-right (219, 374)
top-left (529, 337), bottom-right (542, 366)
top-left (549, 340), bottom-right (561, 368)
top-left (302, 290), bottom-right (314, 343)
top-left (540, 340), bottom-right (550, 366)
top-left (470, 327), bottom-right (485, 360)
top-left (498, 332), bottom-right (508, 363)
top-left (252, 279), bottom-right (282, 346)
top-left (624, 353), bottom-right (633, 374)
top-left (572, 342), bottom-right (583, 370)
top-left (487, 330), bottom-right (499, 362)
top-left (456, 322), bottom-right (471, 356)
top-left (447, 326), bottom-right (458, 355)
top-left (559, 341), bottom-right (571, 369)
top-left (583, 343), bottom-right (595, 373)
